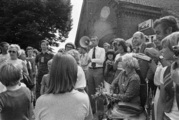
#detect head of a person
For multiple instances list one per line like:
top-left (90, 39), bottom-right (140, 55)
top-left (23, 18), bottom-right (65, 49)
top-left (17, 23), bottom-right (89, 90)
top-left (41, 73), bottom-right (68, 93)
top-left (33, 49), bottom-right (39, 57)
top-left (103, 42), bottom-right (110, 52)
top-left (76, 47), bottom-right (81, 54)
top-left (112, 38), bottom-right (123, 51)
top-left (58, 48), bottom-right (65, 53)
top-left (47, 53), bottom-right (77, 94)
top-left (80, 47), bottom-right (88, 54)
top-left (90, 36), bottom-right (99, 47)
top-left (116, 39), bottom-right (127, 54)
top-left (67, 49), bottom-right (80, 64)
top-left (106, 49), bottom-right (115, 60)
top-left (153, 36), bottom-right (162, 50)
top-left (18, 49), bottom-right (26, 61)
top-left (47, 59), bottom-right (52, 72)
top-left (65, 42), bottom-right (76, 51)
top-left (0, 42), bottom-right (9, 53)
top-left (8, 44), bottom-right (21, 60)
top-left (0, 63), bottom-right (22, 87)
top-left (132, 31), bottom-right (146, 47)
top-left (153, 16), bottom-right (179, 41)
top-left (161, 32), bottom-right (179, 61)
top-left (26, 46), bottom-right (34, 57)
top-left (40, 40), bottom-right (49, 51)
top-left (122, 53), bottom-right (139, 72)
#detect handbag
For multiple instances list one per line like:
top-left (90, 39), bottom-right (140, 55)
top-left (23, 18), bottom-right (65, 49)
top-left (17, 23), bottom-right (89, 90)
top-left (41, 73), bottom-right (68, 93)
top-left (117, 102), bottom-right (143, 115)
top-left (21, 73), bottom-right (34, 90)
top-left (108, 102), bottom-right (143, 119)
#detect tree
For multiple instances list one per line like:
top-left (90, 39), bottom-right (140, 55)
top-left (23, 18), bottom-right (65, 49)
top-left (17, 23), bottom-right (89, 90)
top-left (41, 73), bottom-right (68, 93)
top-left (0, 0), bottom-right (72, 49)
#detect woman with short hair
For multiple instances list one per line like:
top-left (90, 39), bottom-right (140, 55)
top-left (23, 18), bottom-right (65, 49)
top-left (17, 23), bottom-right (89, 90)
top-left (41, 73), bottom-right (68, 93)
top-left (0, 63), bottom-right (33, 120)
top-left (7, 44), bottom-right (28, 75)
top-left (35, 52), bottom-right (93, 120)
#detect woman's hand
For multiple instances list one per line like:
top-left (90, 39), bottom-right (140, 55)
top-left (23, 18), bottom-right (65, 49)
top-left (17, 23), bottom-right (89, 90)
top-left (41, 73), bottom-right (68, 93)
top-left (106, 60), bottom-right (113, 65)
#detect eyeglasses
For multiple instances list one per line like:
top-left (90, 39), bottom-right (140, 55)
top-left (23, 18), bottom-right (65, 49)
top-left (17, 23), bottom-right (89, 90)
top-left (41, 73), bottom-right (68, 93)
top-left (8, 50), bottom-right (16, 54)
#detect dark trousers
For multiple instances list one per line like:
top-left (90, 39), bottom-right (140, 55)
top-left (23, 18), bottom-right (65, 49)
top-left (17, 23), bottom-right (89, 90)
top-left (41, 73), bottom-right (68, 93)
top-left (87, 68), bottom-right (104, 113)
top-left (36, 71), bottom-right (47, 99)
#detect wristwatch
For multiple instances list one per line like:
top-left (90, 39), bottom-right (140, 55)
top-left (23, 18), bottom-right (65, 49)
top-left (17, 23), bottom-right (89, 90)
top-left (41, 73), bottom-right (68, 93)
top-left (159, 55), bottom-right (164, 61)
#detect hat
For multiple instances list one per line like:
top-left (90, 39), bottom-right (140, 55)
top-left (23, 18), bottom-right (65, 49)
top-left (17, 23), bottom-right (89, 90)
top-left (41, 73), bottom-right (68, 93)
top-left (144, 48), bottom-right (160, 59)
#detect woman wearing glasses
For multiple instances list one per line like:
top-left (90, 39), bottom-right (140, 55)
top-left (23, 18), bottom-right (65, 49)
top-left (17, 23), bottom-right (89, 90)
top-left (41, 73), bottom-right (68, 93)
top-left (7, 44), bottom-right (28, 75)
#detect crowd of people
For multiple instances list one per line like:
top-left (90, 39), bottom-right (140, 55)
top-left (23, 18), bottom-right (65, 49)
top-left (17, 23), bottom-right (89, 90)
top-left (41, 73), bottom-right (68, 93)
top-left (0, 15), bottom-right (179, 120)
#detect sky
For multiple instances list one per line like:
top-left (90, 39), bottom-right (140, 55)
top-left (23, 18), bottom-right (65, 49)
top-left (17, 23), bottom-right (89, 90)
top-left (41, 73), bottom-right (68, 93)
top-left (53, 0), bottom-right (83, 52)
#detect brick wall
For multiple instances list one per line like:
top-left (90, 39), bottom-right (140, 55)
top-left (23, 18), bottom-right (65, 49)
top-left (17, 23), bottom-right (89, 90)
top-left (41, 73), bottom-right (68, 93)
top-left (75, 0), bottom-right (174, 47)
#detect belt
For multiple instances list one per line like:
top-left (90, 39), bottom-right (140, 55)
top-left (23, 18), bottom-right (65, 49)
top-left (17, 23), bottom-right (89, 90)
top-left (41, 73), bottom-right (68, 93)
top-left (89, 67), bottom-right (103, 69)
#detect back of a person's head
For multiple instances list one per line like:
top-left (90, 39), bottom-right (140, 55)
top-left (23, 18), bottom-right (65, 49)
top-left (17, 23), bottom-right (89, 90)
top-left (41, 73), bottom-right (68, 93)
top-left (33, 49), bottom-right (39, 55)
top-left (65, 42), bottom-right (76, 49)
top-left (67, 49), bottom-right (80, 64)
top-left (26, 46), bottom-right (33, 51)
top-left (122, 53), bottom-right (139, 69)
top-left (19, 49), bottom-right (26, 56)
top-left (153, 16), bottom-right (179, 33)
top-left (117, 39), bottom-right (128, 52)
top-left (0, 42), bottom-right (9, 47)
top-left (47, 53), bottom-right (77, 94)
top-left (58, 48), bottom-right (65, 53)
top-left (161, 31), bottom-right (179, 50)
top-left (0, 63), bottom-right (22, 87)
top-left (103, 42), bottom-right (110, 46)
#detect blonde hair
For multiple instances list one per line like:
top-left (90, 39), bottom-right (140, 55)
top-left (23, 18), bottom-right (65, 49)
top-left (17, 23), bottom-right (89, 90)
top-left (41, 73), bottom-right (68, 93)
top-left (19, 49), bottom-right (26, 56)
top-left (67, 49), bottom-right (80, 64)
top-left (9, 44), bottom-right (21, 56)
top-left (122, 53), bottom-right (139, 69)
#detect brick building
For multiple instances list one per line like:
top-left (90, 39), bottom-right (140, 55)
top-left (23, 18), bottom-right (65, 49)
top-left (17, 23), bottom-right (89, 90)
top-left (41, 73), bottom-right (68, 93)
top-left (75, 0), bottom-right (179, 47)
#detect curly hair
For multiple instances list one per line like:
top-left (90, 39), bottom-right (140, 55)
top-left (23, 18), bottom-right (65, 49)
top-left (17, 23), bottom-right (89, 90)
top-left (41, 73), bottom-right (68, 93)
top-left (9, 44), bottom-right (21, 56)
top-left (67, 49), bottom-right (80, 64)
top-left (122, 53), bottom-right (139, 69)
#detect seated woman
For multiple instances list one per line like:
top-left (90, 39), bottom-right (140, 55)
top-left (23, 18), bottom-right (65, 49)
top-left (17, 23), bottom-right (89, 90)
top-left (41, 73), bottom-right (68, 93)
top-left (35, 52), bottom-right (93, 120)
top-left (110, 53), bottom-right (145, 120)
top-left (0, 63), bottom-right (33, 120)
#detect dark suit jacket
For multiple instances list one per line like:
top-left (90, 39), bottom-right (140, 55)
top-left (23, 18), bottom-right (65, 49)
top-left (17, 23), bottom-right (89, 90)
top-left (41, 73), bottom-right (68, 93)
top-left (137, 42), bottom-right (155, 81)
